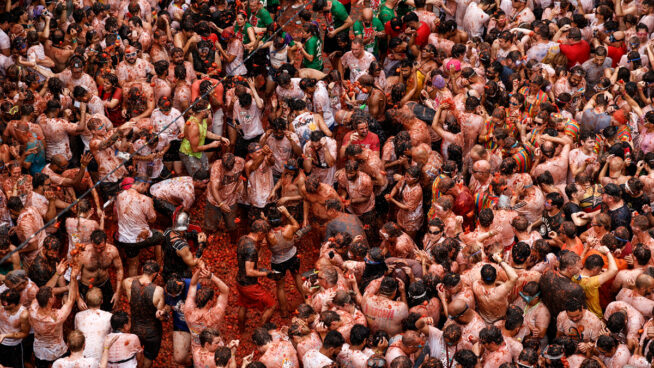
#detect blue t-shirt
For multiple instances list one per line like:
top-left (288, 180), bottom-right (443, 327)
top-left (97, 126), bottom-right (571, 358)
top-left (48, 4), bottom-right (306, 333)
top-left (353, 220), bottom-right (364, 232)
top-left (165, 278), bottom-right (198, 332)
top-left (25, 139), bottom-right (46, 175)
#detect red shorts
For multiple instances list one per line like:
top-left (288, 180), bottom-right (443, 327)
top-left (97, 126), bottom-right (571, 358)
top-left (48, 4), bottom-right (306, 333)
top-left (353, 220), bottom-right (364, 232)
top-left (236, 283), bottom-right (275, 310)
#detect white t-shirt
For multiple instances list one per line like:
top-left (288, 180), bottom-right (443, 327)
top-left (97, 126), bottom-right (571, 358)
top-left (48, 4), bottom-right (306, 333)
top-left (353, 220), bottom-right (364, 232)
top-left (302, 349), bottom-right (334, 368)
top-left (52, 356), bottom-right (99, 368)
top-left (0, 29), bottom-right (10, 50)
top-left (75, 309), bottom-right (112, 361)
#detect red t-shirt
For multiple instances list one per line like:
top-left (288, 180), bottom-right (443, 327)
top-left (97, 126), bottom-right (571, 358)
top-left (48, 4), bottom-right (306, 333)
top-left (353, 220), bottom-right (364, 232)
top-left (414, 21), bottom-right (430, 47)
top-left (191, 77), bottom-right (224, 106)
top-left (559, 40), bottom-right (590, 68)
top-left (342, 131), bottom-right (380, 152)
top-left (607, 44), bottom-right (627, 68)
top-left (98, 85), bottom-right (124, 126)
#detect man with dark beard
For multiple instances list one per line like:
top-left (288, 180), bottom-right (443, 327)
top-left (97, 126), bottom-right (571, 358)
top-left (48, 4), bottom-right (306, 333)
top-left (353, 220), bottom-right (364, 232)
top-left (116, 44), bottom-right (154, 87)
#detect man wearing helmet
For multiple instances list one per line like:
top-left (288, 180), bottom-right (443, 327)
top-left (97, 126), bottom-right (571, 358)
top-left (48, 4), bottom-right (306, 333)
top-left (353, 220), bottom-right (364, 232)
top-left (162, 211), bottom-right (207, 281)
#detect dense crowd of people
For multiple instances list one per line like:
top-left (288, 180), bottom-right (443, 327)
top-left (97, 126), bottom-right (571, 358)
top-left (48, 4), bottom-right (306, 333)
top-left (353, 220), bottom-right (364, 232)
top-left (3, 0), bottom-right (654, 366)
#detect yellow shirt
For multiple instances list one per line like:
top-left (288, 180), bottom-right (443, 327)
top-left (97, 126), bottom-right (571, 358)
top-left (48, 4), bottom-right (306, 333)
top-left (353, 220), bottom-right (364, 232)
top-left (572, 274), bottom-right (602, 319)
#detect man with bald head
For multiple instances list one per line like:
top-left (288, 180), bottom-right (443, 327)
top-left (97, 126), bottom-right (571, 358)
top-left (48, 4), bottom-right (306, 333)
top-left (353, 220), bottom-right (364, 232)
top-left (353, 8), bottom-right (385, 58)
top-left (384, 330), bottom-right (425, 365)
top-left (469, 160), bottom-right (492, 195)
top-left (411, 144), bottom-right (443, 189)
top-left (617, 274), bottom-right (654, 318)
top-left (444, 298), bottom-right (487, 349)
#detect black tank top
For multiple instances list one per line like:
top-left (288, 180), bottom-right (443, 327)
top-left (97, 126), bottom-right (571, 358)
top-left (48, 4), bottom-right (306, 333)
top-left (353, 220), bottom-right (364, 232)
top-left (130, 279), bottom-right (162, 338)
top-left (163, 229), bottom-right (192, 280)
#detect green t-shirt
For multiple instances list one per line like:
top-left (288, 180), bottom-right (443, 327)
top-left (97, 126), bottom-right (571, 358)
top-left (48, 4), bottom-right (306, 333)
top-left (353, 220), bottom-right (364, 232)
top-left (353, 17), bottom-right (384, 56)
top-left (248, 7), bottom-right (273, 28)
top-left (235, 22), bottom-right (254, 45)
top-left (302, 35), bottom-right (323, 70)
top-left (378, 4), bottom-right (395, 24)
top-left (328, 0), bottom-right (350, 31)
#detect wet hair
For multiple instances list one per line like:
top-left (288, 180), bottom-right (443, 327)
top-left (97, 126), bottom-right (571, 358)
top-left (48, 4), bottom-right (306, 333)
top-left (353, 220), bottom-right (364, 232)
top-left (584, 254), bottom-right (605, 271)
top-left (323, 330), bottom-right (345, 349)
top-left (143, 260), bottom-right (160, 275)
top-left (479, 326), bottom-right (503, 345)
top-left (564, 298), bottom-right (583, 312)
top-left (214, 346), bottom-right (232, 366)
top-left (453, 350), bottom-right (477, 368)
top-left (252, 327), bottom-right (273, 346)
top-left (196, 287), bottom-right (215, 308)
top-left (512, 242), bottom-right (531, 265)
top-left (0, 289), bottom-right (20, 306)
top-left (350, 324), bottom-right (370, 346)
top-left (296, 304), bottom-right (315, 319)
top-left (67, 330), bottom-right (86, 352)
top-left (111, 310), bottom-right (130, 331)
top-left (480, 264), bottom-right (497, 285)
top-left (36, 286), bottom-right (53, 308)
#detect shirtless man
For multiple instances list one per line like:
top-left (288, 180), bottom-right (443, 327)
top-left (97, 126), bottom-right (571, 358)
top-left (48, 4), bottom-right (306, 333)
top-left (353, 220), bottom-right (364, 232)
top-left (599, 155), bottom-right (631, 186)
top-left (611, 244), bottom-right (650, 292)
top-left (616, 274), bottom-right (654, 318)
top-left (530, 135), bottom-right (571, 194)
top-left (253, 327), bottom-right (300, 368)
top-left (379, 222), bottom-right (418, 259)
top-left (122, 261), bottom-right (167, 368)
top-left (443, 299), bottom-right (488, 349)
top-left (44, 28), bottom-right (75, 72)
top-left (349, 275), bottom-right (408, 336)
top-left (389, 108), bottom-right (431, 147)
top-left (269, 158), bottom-right (305, 222)
top-left (183, 267), bottom-right (230, 357)
top-left (343, 145), bottom-right (387, 193)
top-left (384, 330), bottom-right (425, 364)
top-left (335, 160), bottom-right (375, 220)
top-left (303, 175), bottom-right (341, 227)
top-left (472, 254), bottom-right (519, 324)
top-left (267, 206), bottom-right (303, 317)
top-left (77, 230), bottom-right (123, 311)
top-left (430, 197), bottom-right (463, 239)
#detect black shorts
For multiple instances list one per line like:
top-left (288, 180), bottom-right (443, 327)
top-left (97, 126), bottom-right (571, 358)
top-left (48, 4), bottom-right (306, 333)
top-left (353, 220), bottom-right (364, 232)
top-left (22, 333), bottom-right (33, 366)
top-left (0, 342), bottom-right (24, 368)
top-left (79, 278), bottom-right (115, 312)
top-left (115, 231), bottom-right (165, 258)
top-left (271, 253), bottom-right (300, 279)
top-left (135, 331), bottom-right (162, 361)
top-left (163, 140), bottom-right (182, 162)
